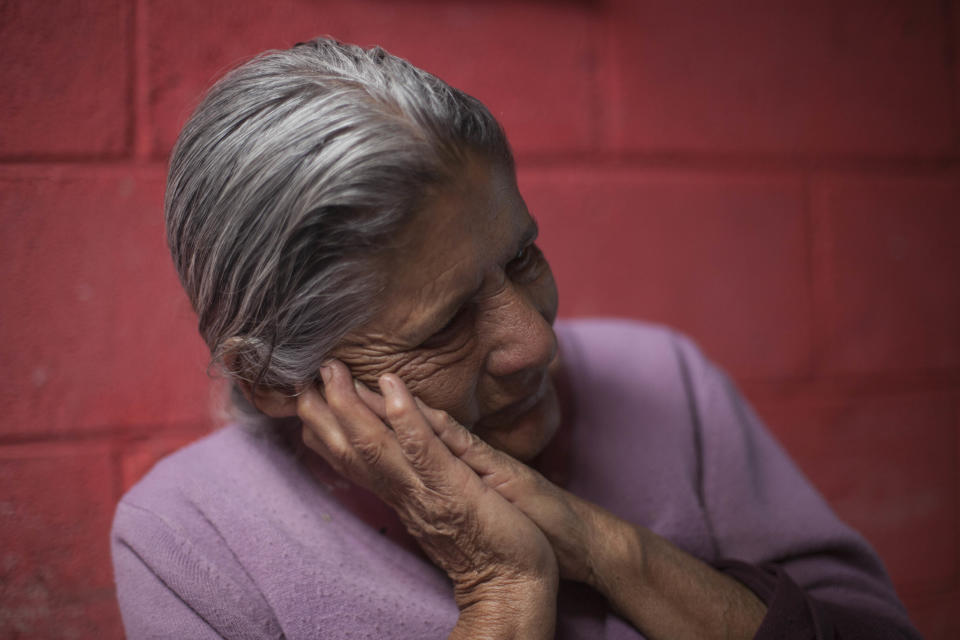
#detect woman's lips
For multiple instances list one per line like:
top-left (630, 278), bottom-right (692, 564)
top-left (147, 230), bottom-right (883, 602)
top-left (476, 377), bottom-right (550, 431)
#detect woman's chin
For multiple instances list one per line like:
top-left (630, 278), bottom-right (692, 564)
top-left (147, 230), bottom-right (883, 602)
top-left (474, 384), bottom-right (561, 462)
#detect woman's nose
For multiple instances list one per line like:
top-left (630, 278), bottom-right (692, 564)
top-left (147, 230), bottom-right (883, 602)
top-left (483, 283), bottom-right (558, 382)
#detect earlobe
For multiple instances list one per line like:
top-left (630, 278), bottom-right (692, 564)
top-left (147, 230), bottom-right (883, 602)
top-left (222, 337), bottom-right (300, 418)
top-left (237, 380), bottom-right (300, 418)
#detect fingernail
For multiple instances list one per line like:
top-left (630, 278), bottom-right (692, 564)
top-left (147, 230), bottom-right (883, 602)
top-left (319, 364), bottom-right (332, 383)
top-left (353, 379), bottom-right (365, 394)
top-left (378, 375), bottom-right (396, 394)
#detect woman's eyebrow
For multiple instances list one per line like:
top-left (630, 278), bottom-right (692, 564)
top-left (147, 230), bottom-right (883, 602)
top-left (430, 279), bottom-right (483, 330)
top-left (416, 216), bottom-right (539, 339)
top-left (506, 217), bottom-right (539, 261)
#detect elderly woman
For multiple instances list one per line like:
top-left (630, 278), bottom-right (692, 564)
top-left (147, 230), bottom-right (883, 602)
top-left (112, 38), bottom-right (919, 639)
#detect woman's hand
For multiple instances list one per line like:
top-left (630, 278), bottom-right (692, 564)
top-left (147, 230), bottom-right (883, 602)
top-left (411, 401), bottom-right (610, 585)
top-left (297, 360), bottom-right (558, 639)
top-left (371, 395), bottom-right (767, 640)
top-left (352, 378), bottom-right (600, 583)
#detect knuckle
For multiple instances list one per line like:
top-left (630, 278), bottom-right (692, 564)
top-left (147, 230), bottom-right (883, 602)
top-left (327, 449), bottom-right (357, 478)
top-left (327, 439), bottom-right (351, 461)
top-left (397, 431), bottom-right (432, 468)
top-left (464, 430), bottom-right (486, 451)
top-left (489, 472), bottom-right (527, 496)
top-left (385, 399), bottom-right (413, 425)
top-left (436, 409), bottom-right (459, 431)
top-left (301, 427), bottom-right (319, 448)
top-left (323, 388), bottom-right (348, 413)
top-left (454, 429), bottom-right (488, 458)
top-left (405, 498), bottom-right (469, 539)
top-left (431, 506), bottom-right (469, 538)
top-left (354, 434), bottom-right (388, 466)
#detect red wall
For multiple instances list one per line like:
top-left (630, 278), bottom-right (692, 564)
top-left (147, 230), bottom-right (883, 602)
top-left (1, 1), bottom-right (958, 637)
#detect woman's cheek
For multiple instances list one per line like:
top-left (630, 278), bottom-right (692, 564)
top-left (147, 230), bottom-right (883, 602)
top-left (332, 346), bottom-right (409, 388)
top-left (401, 340), bottom-right (483, 425)
top-left (335, 336), bottom-right (483, 425)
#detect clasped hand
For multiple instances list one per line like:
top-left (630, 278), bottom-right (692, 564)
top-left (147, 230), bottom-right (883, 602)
top-left (297, 360), bottom-right (611, 633)
top-left (298, 360), bottom-right (769, 640)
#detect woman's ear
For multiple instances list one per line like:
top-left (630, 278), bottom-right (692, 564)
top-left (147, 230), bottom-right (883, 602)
top-left (222, 337), bottom-right (299, 418)
top-left (236, 381), bottom-right (299, 418)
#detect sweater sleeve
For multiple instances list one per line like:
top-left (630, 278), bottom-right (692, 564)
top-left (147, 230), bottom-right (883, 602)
top-left (111, 501), bottom-right (283, 640)
top-left (672, 334), bottom-right (922, 639)
top-left (112, 535), bottom-right (226, 639)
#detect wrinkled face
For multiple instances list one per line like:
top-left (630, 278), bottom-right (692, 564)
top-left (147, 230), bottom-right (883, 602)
top-left (333, 155), bottom-right (561, 461)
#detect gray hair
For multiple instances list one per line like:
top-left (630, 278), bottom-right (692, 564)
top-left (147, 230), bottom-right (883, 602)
top-left (165, 37), bottom-right (513, 429)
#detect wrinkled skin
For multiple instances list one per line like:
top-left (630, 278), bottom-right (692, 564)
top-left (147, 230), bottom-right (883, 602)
top-left (296, 155), bottom-right (565, 636)
top-left (262, 154), bottom-right (765, 639)
top-left (330, 155), bottom-right (561, 463)
top-left (299, 363), bottom-right (558, 636)
top-left (346, 374), bottom-right (602, 585)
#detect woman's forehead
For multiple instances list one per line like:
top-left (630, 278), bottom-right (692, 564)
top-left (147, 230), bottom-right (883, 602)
top-left (398, 156), bottom-right (531, 261)
top-left (370, 158), bottom-right (534, 339)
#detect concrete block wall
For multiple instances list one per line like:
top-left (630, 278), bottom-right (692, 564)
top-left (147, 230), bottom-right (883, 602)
top-left (1, 1), bottom-right (957, 637)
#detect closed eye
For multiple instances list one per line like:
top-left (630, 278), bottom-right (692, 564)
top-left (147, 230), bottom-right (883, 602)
top-left (419, 304), bottom-right (473, 349)
top-left (507, 242), bottom-right (543, 282)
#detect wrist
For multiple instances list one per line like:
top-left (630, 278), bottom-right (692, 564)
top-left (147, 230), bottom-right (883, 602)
top-left (451, 575), bottom-right (557, 640)
top-left (561, 493), bottom-right (643, 595)
top-left (587, 525), bottom-right (767, 639)
top-left (581, 507), bottom-right (647, 599)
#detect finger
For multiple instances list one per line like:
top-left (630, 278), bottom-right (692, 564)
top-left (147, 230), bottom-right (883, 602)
top-left (354, 378), bottom-right (388, 420)
top-left (379, 374), bottom-right (462, 476)
top-left (297, 386), bottom-right (370, 482)
top-left (321, 360), bottom-right (391, 442)
top-left (415, 402), bottom-right (475, 456)
top-left (297, 385), bottom-right (351, 455)
top-left (308, 361), bottom-right (410, 479)
top-left (419, 403), bottom-right (502, 474)
top-left (418, 403), bottom-right (540, 500)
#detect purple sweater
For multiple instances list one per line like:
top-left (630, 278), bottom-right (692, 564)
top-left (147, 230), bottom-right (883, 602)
top-left (112, 319), bottom-right (920, 638)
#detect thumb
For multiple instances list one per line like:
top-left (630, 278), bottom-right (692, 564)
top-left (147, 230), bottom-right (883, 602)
top-left (418, 402), bottom-right (535, 500)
